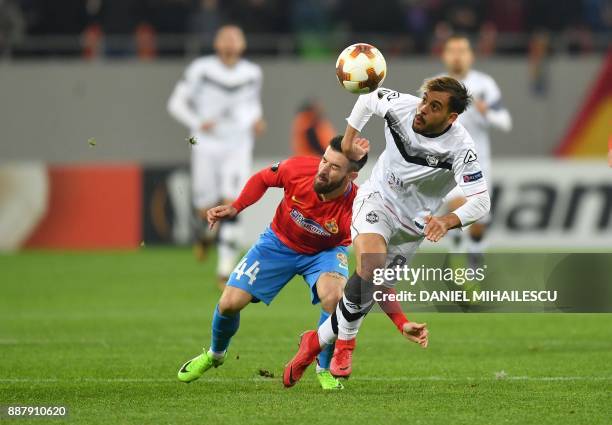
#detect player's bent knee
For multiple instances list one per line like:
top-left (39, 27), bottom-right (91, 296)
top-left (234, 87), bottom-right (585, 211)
top-left (218, 286), bottom-right (252, 315)
top-left (317, 272), bottom-right (346, 313)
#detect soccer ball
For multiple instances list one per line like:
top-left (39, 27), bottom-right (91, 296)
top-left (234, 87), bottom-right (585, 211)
top-left (335, 43), bottom-right (387, 94)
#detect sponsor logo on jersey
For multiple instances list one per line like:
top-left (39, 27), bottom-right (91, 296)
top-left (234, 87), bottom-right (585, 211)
top-left (464, 149), bottom-right (478, 164)
top-left (337, 252), bottom-right (348, 269)
top-left (463, 171), bottom-right (483, 183)
top-left (426, 155), bottom-right (440, 167)
top-left (290, 209), bottom-right (331, 237)
top-left (366, 211), bottom-right (379, 224)
top-left (324, 218), bottom-right (339, 234)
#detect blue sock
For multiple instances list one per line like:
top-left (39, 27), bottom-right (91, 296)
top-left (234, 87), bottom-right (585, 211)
top-left (316, 310), bottom-right (334, 370)
top-left (210, 305), bottom-right (240, 354)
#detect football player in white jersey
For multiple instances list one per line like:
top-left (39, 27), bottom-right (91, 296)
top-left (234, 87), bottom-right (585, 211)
top-left (441, 35), bottom-right (512, 263)
top-left (168, 25), bottom-right (266, 289)
top-left (283, 77), bottom-right (491, 386)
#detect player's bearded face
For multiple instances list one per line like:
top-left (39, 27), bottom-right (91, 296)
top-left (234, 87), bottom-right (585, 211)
top-left (314, 169), bottom-right (347, 194)
top-left (314, 153), bottom-right (350, 194)
top-left (413, 91), bottom-right (455, 135)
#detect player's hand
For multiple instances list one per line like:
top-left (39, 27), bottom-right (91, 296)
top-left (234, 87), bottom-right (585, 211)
top-left (253, 118), bottom-right (267, 137)
top-left (475, 99), bottom-right (488, 116)
top-left (207, 205), bottom-right (238, 229)
top-left (348, 137), bottom-right (370, 161)
top-left (423, 215), bottom-right (449, 242)
top-left (402, 322), bottom-right (428, 348)
top-left (200, 121), bottom-right (215, 132)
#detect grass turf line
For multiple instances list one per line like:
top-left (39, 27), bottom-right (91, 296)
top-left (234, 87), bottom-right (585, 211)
top-left (1, 249), bottom-right (611, 425)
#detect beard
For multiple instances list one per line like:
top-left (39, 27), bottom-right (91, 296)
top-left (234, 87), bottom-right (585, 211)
top-left (313, 175), bottom-right (345, 195)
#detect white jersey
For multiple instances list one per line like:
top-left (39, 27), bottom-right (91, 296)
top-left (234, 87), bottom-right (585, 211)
top-left (452, 70), bottom-right (512, 161)
top-left (347, 88), bottom-right (489, 228)
top-left (168, 55), bottom-right (263, 151)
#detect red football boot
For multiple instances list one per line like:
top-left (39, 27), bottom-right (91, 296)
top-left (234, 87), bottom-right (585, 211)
top-left (330, 338), bottom-right (356, 378)
top-left (283, 331), bottom-right (322, 388)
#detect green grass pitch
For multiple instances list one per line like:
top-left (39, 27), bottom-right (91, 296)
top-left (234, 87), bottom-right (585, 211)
top-left (1, 249), bottom-right (611, 424)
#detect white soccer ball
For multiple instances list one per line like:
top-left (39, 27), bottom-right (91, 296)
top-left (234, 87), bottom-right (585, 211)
top-left (335, 43), bottom-right (387, 94)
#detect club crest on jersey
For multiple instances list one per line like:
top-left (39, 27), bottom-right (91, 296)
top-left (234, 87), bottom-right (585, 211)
top-left (463, 171), bottom-right (483, 183)
top-left (366, 211), bottom-right (379, 224)
top-left (324, 218), bottom-right (339, 234)
top-left (464, 150), bottom-right (477, 164)
top-left (425, 155), bottom-right (440, 167)
top-left (270, 161), bottom-right (280, 172)
top-left (337, 252), bottom-right (348, 269)
top-left (290, 209), bottom-right (331, 237)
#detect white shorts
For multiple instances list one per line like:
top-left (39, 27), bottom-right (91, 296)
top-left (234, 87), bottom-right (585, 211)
top-left (351, 189), bottom-right (425, 267)
top-left (191, 144), bottom-right (252, 209)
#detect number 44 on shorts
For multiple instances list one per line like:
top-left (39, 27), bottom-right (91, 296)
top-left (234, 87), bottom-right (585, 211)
top-left (232, 258), bottom-right (260, 285)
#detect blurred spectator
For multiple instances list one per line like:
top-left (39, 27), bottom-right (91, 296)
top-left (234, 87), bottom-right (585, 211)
top-left (292, 100), bottom-right (337, 157)
top-left (135, 23), bottom-right (157, 59)
top-left (0, 0), bottom-right (24, 55)
top-left (81, 24), bottom-right (103, 60)
top-left (528, 31), bottom-right (551, 95)
top-left (430, 20), bottom-right (453, 56)
top-left (399, 0), bottom-right (432, 53)
top-left (476, 21), bottom-right (497, 57)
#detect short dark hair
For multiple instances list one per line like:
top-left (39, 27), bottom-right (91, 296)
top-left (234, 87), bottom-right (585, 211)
top-left (444, 34), bottom-right (472, 47)
top-left (329, 135), bottom-right (368, 172)
top-left (420, 76), bottom-right (472, 114)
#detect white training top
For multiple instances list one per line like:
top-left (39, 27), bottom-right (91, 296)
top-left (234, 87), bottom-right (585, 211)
top-left (167, 55), bottom-right (263, 151)
top-left (452, 69), bottom-right (512, 160)
top-left (347, 87), bottom-right (490, 227)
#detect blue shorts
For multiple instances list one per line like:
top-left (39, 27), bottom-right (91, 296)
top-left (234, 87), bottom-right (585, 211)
top-left (226, 227), bottom-right (349, 305)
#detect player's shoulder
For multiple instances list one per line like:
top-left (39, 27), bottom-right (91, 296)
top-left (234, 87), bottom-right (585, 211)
top-left (184, 55), bottom-right (216, 78)
top-left (469, 69), bottom-right (498, 87)
top-left (186, 55), bottom-right (216, 71)
top-left (448, 122), bottom-right (477, 151)
top-left (370, 87), bottom-right (420, 109)
top-left (238, 59), bottom-right (263, 78)
top-left (275, 156), bottom-right (319, 176)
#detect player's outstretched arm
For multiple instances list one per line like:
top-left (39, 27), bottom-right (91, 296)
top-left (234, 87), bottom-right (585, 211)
top-left (401, 322), bottom-right (429, 348)
top-left (376, 286), bottom-right (429, 348)
top-left (423, 213), bottom-right (461, 243)
top-left (424, 189), bottom-right (491, 242)
top-left (207, 205), bottom-right (238, 230)
top-left (341, 124), bottom-right (370, 161)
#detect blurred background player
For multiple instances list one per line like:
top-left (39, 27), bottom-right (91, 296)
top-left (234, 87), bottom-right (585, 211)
top-left (292, 99), bottom-right (337, 157)
top-left (168, 25), bottom-right (266, 288)
top-left (440, 35), bottom-right (512, 265)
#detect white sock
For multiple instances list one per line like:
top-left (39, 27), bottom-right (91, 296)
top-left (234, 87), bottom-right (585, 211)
top-left (336, 294), bottom-right (372, 340)
top-left (207, 349), bottom-right (225, 359)
top-left (318, 315), bottom-right (336, 347)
